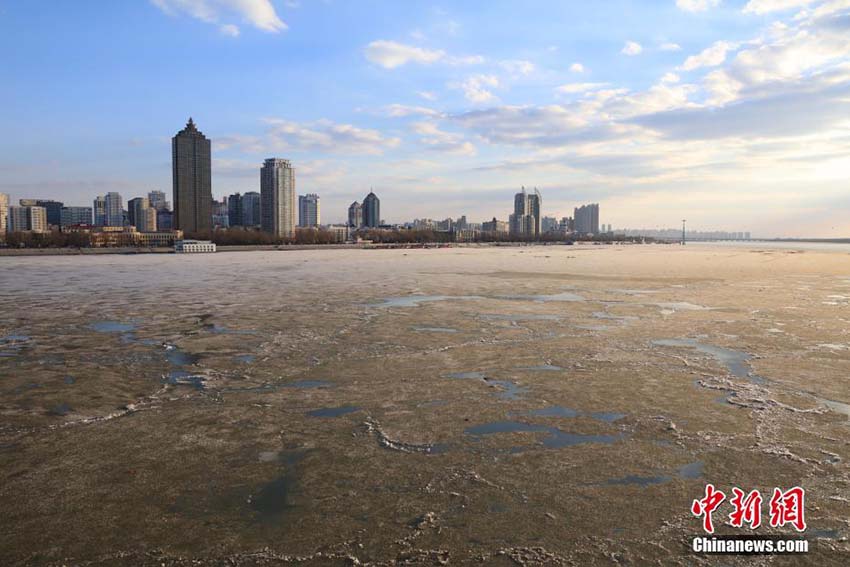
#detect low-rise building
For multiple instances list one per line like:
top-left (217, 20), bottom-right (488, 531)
top-left (175, 239), bottom-right (216, 253)
top-left (326, 224), bottom-right (350, 243)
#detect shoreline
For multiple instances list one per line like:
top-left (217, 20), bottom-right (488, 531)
top-left (0, 241), bottom-right (639, 256)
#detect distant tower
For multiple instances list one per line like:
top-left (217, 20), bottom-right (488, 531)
top-left (172, 118), bottom-right (212, 234)
top-left (348, 201), bottom-right (363, 228)
top-left (260, 158), bottom-right (296, 237)
top-left (0, 193), bottom-right (8, 234)
top-left (298, 194), bottom-right (321, 227)
top-left (93, 196), bottom-right (106, 226)
top-left (362, 191), bottom-right (380, 228)
top-left (241, 192), bottom-right (261, 227)
top-left (228, 193), bottom-right (243, 227)
top-left (104, 192), bottom-right (124, 227)
top-left (148, 190), bottom-right (169, 212)
top-left (509, 187), bottom-right (541, 237)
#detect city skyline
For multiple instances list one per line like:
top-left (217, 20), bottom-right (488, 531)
top-left (1, 2), bottom-right (849, 236)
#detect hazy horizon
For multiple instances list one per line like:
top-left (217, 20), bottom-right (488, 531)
top-left (2, 0), bottom-right (849, 237)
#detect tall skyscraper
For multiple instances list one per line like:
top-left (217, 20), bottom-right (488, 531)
top-left (227, 193), bottom-right (243, 227)
top-left (573, 203), bottom-right (600, 235)
top-left (60, 206), bottom-right (93, 227)
top-left (509, 187), bottom-right (541, 237)
top-left (211, 197), bottom-right (229, 228)
top-left (128, 197), bottom-right (156, 232)
top-left (148, 190), bottom-right (169, 212)
top-left (348, 201), bottom-right (362, 228)
top-left (104, 192), bottom-right (124, 226)
top-left (298, 194), bottom-right (320, 227)
top-left (241, 192), bottom-right (260, 227)
top-left (172, 118), bottom-right (212, 234)
top-left (93, 196), bottom-right (106, 226)
top-left (8, 206), bottom-right (47, 232)
top-left (362, 191), bottom-right (380, 228)
top-left (157, 209), bottom-right (173, 231)
top-left (32, 200), bottom-right (63, 226)
top-left (260, 158), bottom-right (296, 237)
top-left (0, 193), bottom-right (8, 234)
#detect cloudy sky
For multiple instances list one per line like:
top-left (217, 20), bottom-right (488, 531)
top-left (1, 0), bottom-right (849, 236)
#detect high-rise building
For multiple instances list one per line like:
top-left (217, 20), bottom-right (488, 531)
top-left (157, 209), bottom-right (173, 231)
top-left (227, 193), bottom-right (243, 227)
top-left (93, 196), bottom-right (106, 226)
top-left (0, 193), bottom-right (8, 234)
top-left (8, 206), bottom-right (47, 232)
top-left (509, 187), bottom-right (541, 237)
top-left (128, 197), bottom-right (157, 232)
top-left (260, 158), bottom-right (296, 237)
top-left (148, 190), bottom-right (169, 212)
top-left (127, 197), bottom-right (146, 228)
top-left (29, 200), bottom-right (63, 226)
top-left (60, 206), bottom-right (93, 227)
top-left (482, 217), bottom-right (508, 234)
top-left (241, 192), bottom-right (260, 227)
top-left (348, 201), bottom-right (363, 228)
top-left (211, 197), bottom-right (229, 229)
top-left (104, 192), bottom-right (124, 226)
top-left (298, 194), bottom-right (320, 227)
top-left (172, 118), bottom-right (212, 234)
top-left (574, 203), bottom-right (600, 235)
top-left (541, 216), bottom-right (559, 233)
top-left (362, 191), bottom-right (380, 228)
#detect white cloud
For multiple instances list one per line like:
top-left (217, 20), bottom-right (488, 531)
top-left (219, 23), bottom-right (240, 37)
top-left (151, 0), bottom-right (287, 33)
top-left (418, 91), bottom-right (437, 101)
top-left (622, 41), bottom-right (643, 56)
top-left (660, 42), bottom-right (683, 51)
top-left (384, 104), bottom-right (443, 118)
top-left (556, 82), bottom-right (609, 94)
top-left (680, 40), bottom-right (735, 71)
top-left (661, 72), bottom-right (681, 83)
top-left (411, 121), bottom-right (476, 155)
top-left (676, 0), bottom-right (722, 12)
top-left (455, 75), bottom-right (500, 103)
top-left (363, 40), bottom-right (483, 69)
top-left (258, 118), bottom-right (401, 155)
top-left (569, 62), bottom-right (585, 73)
top-left (500, 59), bottom-right (536, 76)
top-left (364, 40), bottom-right (444, 69)
top-left (742, 0), bottom-right (816, 14)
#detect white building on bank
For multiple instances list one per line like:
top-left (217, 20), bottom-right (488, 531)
top-left (175, 239), bottom-right (216, 253)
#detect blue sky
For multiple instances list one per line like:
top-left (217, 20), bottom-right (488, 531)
top-left (1, 1), bottom-right (849, 236)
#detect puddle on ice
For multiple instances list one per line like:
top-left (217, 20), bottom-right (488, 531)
top-left (652, 339), bottom-right (765, 384)
top-left (524, 406), bottom-right (625, 422)
top-left (446, 371), bottom-right (527, 400)
top-left (605, 461), bottom-right (704, 486)
top-left (464, 420), bottom-right (622, 451)
top-left (48, 403), bottom-right (73, 416)
top-left (235, 354), bottom-right (256, 364)
top-left (0, 334), bottom-right (31, 357)
top-left (307, 405), bottom-right (361, 418)
top-left (165, 371), bottom-right (207, 389)
top-left (250, 451), bottom-right (305, 520)
top-left (375, 295), bottom-right (481, 308)
top-left (412, 326), bottom-right (459, 333)
top-left (479, 314), bottom-right (562, 322)
top-left (283, 380), bottom-right (333, 389)
top-left (516, 364), bottom-right (565, 372)
top-left (166, 346), bottom-right (200, 366)
top-left (204, 323), bottom-right (257, 335)
top-left (655, 302), bottom-right (711, 312)
top-left (90, 321), bottom-right (136, 333)
top-left (63, 375), bottom-right (76, 385)
top-left (592, 312), bottom-right (638, 321)
top-left (488, 379), bottom-right (528, 400)
top-left (497, 292), bottom-right (585, 302)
